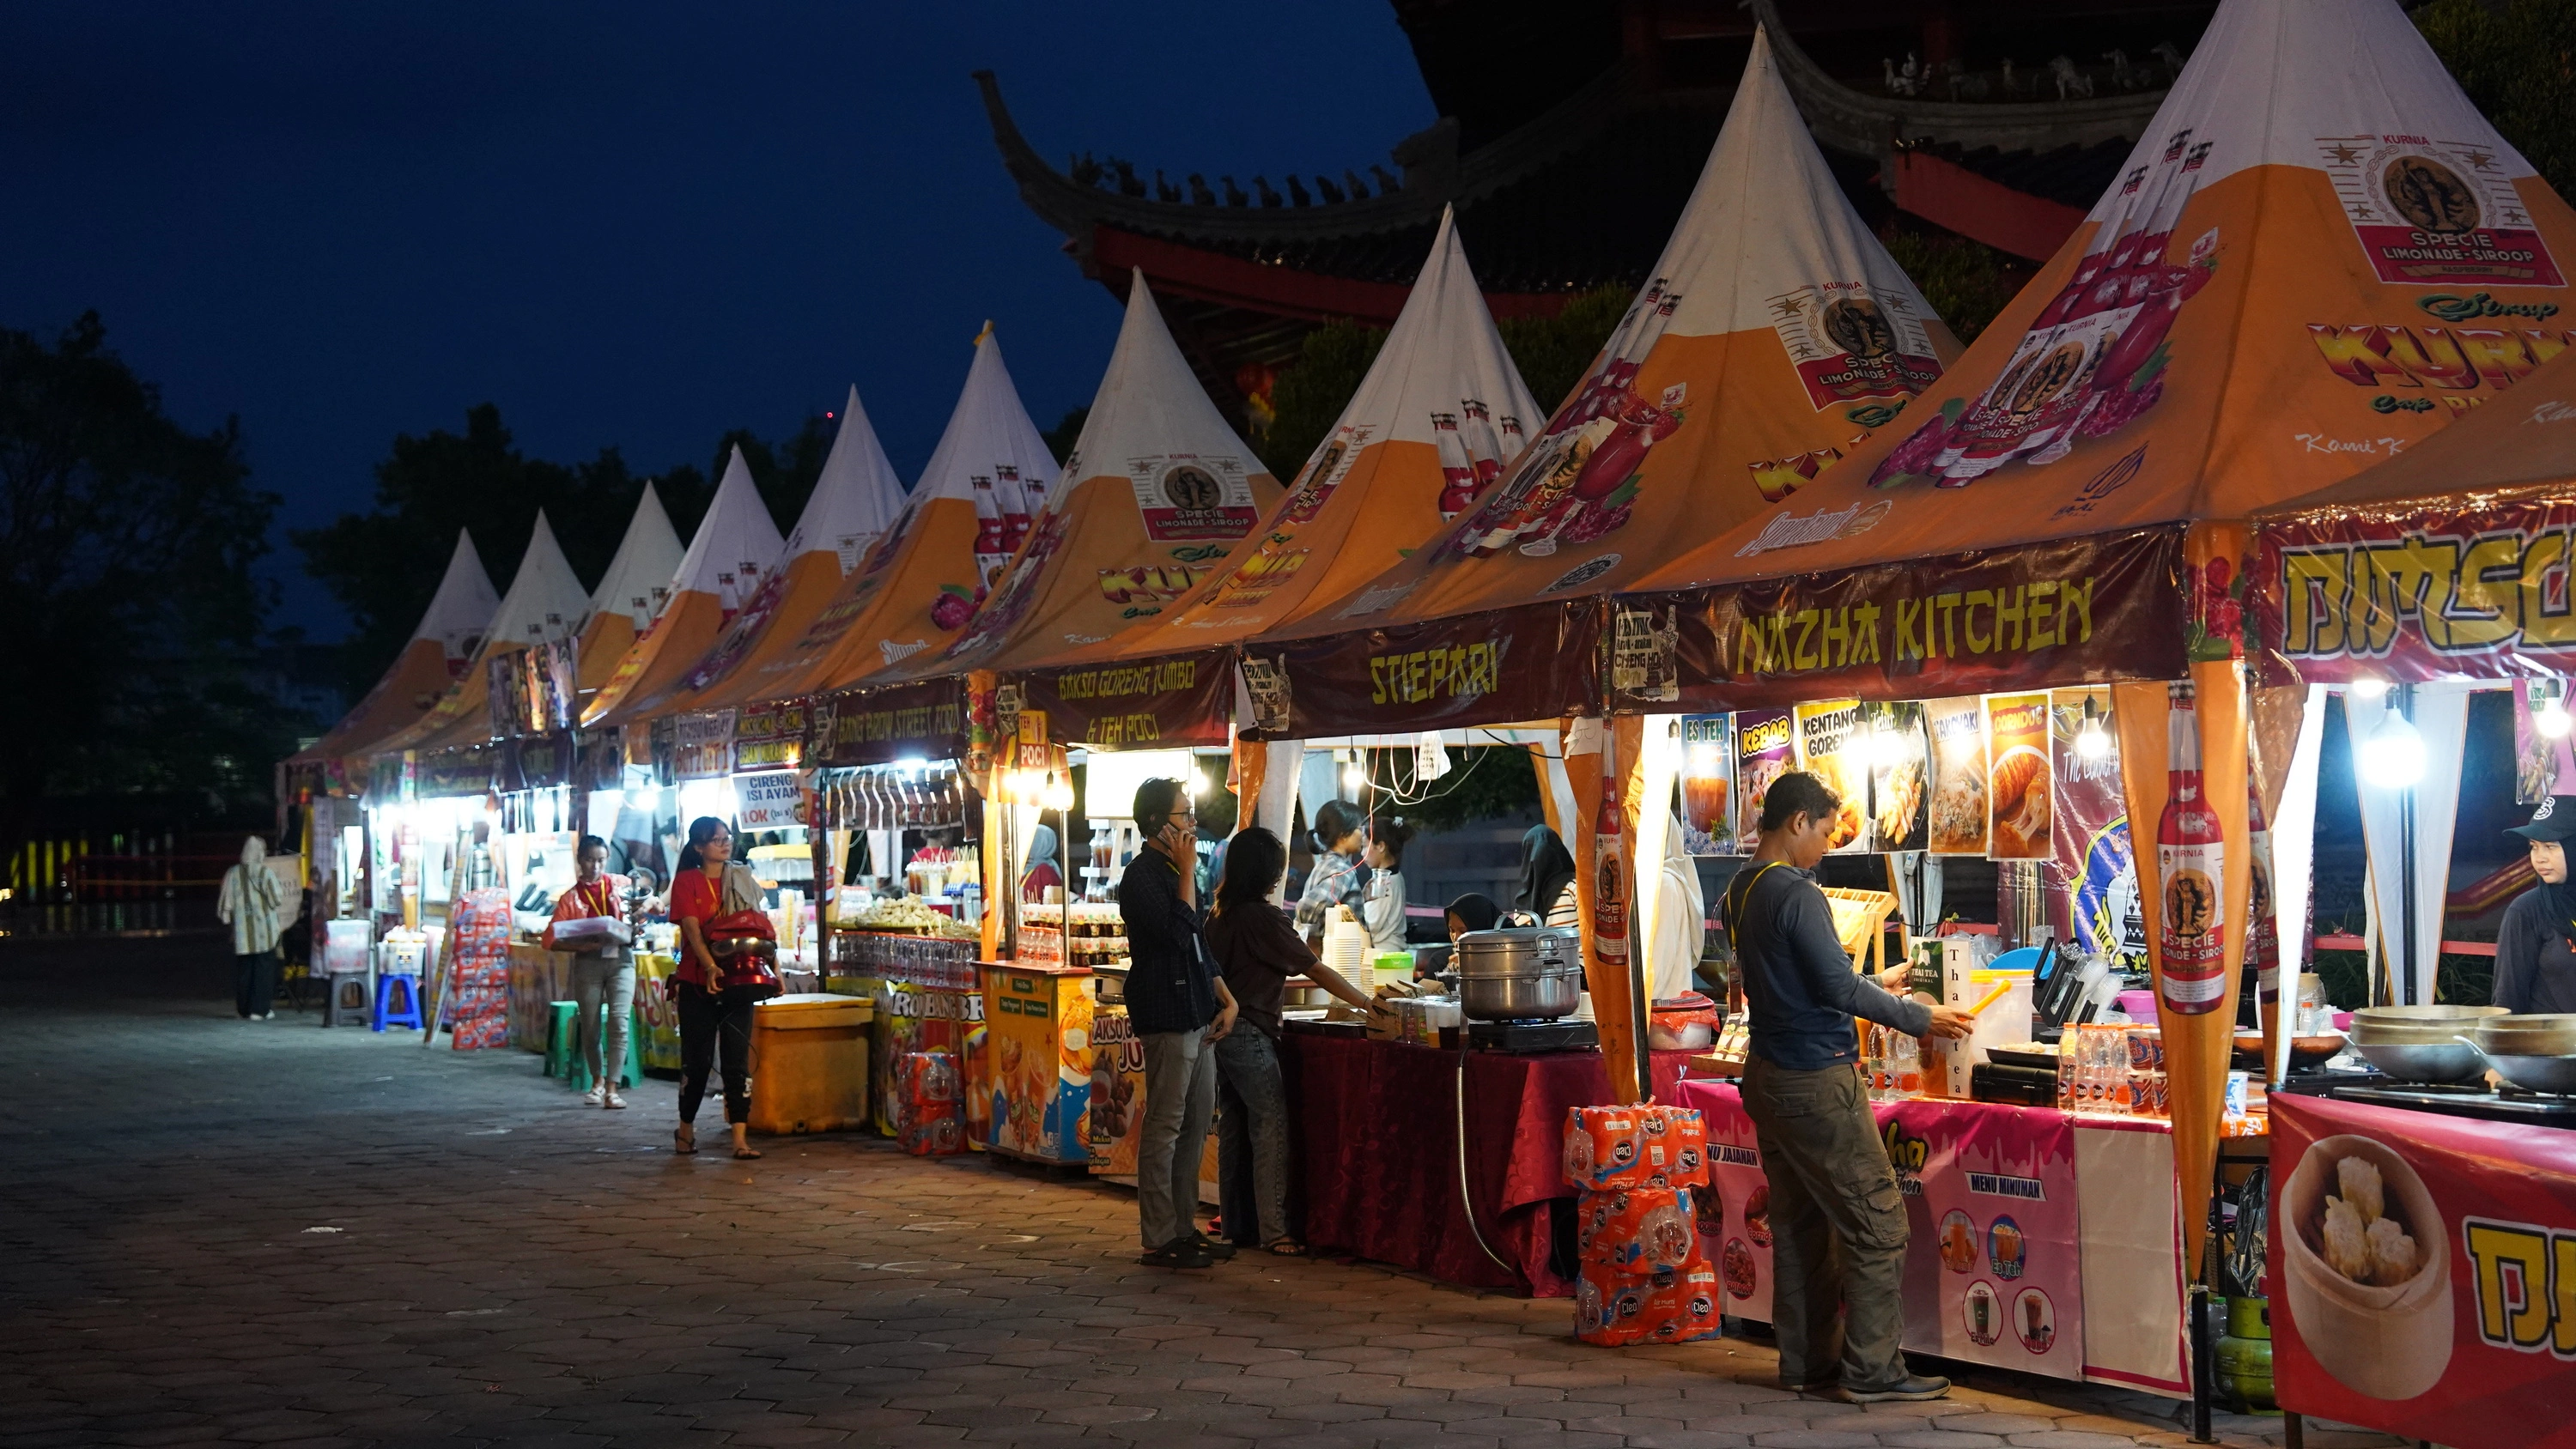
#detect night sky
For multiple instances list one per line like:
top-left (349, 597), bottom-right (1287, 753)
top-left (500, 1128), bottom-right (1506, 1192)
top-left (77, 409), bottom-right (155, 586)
top-left (4, 3), bottom-right (1431, 637)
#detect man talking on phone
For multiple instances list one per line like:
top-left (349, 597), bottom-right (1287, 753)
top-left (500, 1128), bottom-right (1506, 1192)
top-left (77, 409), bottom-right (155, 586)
top-left (1722, 771), bottom-right (1973, 1401)
top-left (1117, 777), bottom-right (1241, 1269)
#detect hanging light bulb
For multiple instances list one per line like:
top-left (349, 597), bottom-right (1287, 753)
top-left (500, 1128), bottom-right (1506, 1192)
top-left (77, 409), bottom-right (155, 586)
top-left (1342, 755), bottom-right (1367, 793)
top-left (2349, 676), bottom-right (2390, 701)
top-left (2359, 700), bottom-right (2426, 789)
top-left (1043, 771), bottom-right (1074, 812)
top-left (2539, 682), bottom-right (2573, 740)
top-left (2075, 695), bottom-right (2111, 761)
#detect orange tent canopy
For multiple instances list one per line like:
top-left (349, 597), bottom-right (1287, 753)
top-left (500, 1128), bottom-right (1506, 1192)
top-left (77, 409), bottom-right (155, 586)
top-left (574, 481), bottom-right (684, 702)
top-left (877, 272), bottom-right (1281, 729)
top-left (370, 511), bottom-right (593, 759)
top-left (727, 326), bottom-right (1061, 708)
top-left (291, 529), bottom-right (495, 767)
top-left (1228, 27), bottom-right (1959, 736)
top-left (583, 446), bottom-right (784, 727)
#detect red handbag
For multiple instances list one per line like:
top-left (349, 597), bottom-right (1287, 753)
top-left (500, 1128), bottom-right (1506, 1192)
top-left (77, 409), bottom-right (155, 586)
top-left (702, 908), bottom-right (781, 997)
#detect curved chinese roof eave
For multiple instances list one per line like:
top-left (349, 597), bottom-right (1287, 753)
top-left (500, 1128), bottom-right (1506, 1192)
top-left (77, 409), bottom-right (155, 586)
top-left (1749, 0), bottom-right (2171, 161)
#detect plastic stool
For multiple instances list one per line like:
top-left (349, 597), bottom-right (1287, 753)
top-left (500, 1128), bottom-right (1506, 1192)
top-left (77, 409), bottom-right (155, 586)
top-left (373, 973), bottom-right (423, 1032)
top-left (543, 1001), bottom-right (579, 1077)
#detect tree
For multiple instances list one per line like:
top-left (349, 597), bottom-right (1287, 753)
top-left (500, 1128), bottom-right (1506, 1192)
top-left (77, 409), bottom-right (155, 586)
top-left (296, 407), bottom-right (825, 697)
top-left (0, 312), bottom-right (289, 830)
top-left (2416, 0), bottom-right (2576, 203)
top-left (1497, 286), bottom-right (1631, 417)
top-left (1255, 320), bottom-right (1386, 482)
top-left (1880, 228), bottom-right (2028, 343)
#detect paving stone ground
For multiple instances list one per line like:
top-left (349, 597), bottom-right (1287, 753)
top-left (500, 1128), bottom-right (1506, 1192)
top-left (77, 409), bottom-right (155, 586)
top-left (1, 933), bottom-right (2403, 1449)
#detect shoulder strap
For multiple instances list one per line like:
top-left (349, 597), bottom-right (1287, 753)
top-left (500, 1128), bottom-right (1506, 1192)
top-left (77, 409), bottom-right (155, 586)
top-left (1722, 862), bottom-right (1789, 953)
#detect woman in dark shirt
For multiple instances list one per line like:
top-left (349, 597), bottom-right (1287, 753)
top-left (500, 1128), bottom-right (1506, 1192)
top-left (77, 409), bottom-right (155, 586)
top-left (2498, 797), bottom-right (2576, 1014)
top-left (1204, 828), bottom-right (1374, 1254)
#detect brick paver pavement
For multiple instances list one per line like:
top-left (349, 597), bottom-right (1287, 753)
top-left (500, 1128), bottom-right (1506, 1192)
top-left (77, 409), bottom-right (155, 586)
top-left (1, 935), bottom-right (2403, 1449)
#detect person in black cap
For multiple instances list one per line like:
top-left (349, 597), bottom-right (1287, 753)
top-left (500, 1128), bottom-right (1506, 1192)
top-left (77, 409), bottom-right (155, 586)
top-left (2498, 795), bottom-right (2576, 1014)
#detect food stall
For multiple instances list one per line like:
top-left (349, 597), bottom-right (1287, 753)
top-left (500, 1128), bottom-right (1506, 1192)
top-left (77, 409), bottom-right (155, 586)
top-left (2245, 343), bottom-right (2576, 1435)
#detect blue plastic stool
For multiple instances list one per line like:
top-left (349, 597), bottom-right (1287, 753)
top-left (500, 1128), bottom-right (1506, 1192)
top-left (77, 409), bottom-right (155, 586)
top-left (373, 973), bottom-right (423, 1032)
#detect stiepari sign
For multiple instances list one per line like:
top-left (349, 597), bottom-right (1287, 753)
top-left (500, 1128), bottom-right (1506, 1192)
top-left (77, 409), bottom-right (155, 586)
top-left (1613, 527), bottom-right (2186, 712)
top-left (1249, 598), bottom-right (1603, 737)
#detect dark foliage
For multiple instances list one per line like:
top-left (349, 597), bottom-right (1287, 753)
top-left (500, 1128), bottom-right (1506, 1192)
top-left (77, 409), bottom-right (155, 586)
top-left (0, 312), bottom-right (291, 828)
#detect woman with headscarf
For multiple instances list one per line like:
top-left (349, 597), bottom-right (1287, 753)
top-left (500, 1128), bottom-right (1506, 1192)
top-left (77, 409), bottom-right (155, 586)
top-left (1022, 824), bottom-right (1064, 904)
top-left (217, 835), bottom-right (288, 1020)
top-left (1646, 815), bottom-right (1707, 1003)
top-left (1444, 893), bottom-right (1503, 940)
top-left (1512, 825), bottom-right (1581, 930)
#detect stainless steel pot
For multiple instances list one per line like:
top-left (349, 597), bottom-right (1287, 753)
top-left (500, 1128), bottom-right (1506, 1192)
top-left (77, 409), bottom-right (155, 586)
top-left (1454, 927), bottom-right (1583, 1022)
top-left (2470, 1014), bottom-right (2576, 1057)
top-left (2351, 1038), bottom-right (2488, 1083)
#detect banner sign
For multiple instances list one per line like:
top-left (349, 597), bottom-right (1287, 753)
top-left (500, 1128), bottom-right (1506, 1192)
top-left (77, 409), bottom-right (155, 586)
top-left (1613, 527), bottom-right (2186, 712)
top-left (671, 709), bottom-right (734, 781)
top-left (1678, 1082), bottom-right (2088, 1382)
top-left (731, 700), bottom-right (805, 774)
top-left (1246, 598), bottom-right (1603, 737)
top-left (416, 743), bottom-right (498, 800)
top-left (493, 731), bottom-right (573, 794)
top-left (1011, 649), bottom-right (1234, 749)
top-left (2269, 1092), bottom-right (2576, 1446)
top-left (734, 769), bottom-right (807, 830)
top-left (2258, 496), bottom-right (2576, 683)
top-left (804, 677), bottom-right (969, 768)
top-left (486, 638), bottom-right (578, 739)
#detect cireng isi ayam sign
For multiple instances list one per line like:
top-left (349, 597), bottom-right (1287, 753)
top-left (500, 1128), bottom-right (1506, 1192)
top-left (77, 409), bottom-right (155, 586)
top-left (1612, 526), bottom-right (2186, 711)
top-left (2259, 494), bottom-right (2576, 682)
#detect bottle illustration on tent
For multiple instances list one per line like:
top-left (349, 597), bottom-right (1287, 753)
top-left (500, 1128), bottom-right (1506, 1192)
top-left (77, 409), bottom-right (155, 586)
top-left (1452, 281), bottom-right (1687, 557)
top-left (2156, 681), bottom-right (2228, 1016)
top-left (1876, 132), bottom-right (2219, 488)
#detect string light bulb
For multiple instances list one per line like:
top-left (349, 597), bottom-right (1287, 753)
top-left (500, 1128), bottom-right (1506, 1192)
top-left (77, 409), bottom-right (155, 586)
top-left (2349, 676), bottom-right (2390, 701)
top-left (2359, 700), bottom-right (2426, 789)
top-left (2075, 695), bottom-right (2111, 761)
top-left (2539, 682), bottom-right (2573, 740)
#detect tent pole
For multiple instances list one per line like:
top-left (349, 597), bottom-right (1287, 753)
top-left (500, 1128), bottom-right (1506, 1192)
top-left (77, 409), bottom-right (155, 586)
top-left (2397, 683), bottom-right (2418, 1007)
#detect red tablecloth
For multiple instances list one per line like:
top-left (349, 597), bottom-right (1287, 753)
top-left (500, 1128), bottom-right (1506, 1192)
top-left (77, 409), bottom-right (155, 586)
top-left (1284, 1034), bottom-right (1691, 1296)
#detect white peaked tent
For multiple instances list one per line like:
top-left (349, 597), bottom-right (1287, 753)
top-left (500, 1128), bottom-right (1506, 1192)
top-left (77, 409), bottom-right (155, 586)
top-left (789, 385), bottom-right (910, 574)
top-left (1304, 24), bottom-right (1961, 635)
top-left (738, 325), bottom-right (1061, 702)
top-left (584, 446), bottom-right (786, 724)
top-left (907, 270), bottom-right (1281, 676)
top-left (588, 482), bottom-right (685, 632)
top-left (418, 529), bottom-right (503, 662)
top-left (484, 511), bottom-right (593, 649)
top-left (374, 511), bottom-right (594, 755)
top-left (1067, 206), bottom-right (1539, 656)
top-left (294, 528), bottom-right (500, 762)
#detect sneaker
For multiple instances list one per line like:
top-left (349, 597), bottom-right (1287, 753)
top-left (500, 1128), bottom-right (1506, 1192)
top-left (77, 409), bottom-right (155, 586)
top-left (1843, 1374), bottom-right (1950, 1404)
top-left (1186, 1231), bottom-right (1238, 1261)
top-left (583, 1083), bottom-right (608, 1105)
top-left (1139, 1240), bottom-right (1216, 1269)
top-left (603, 1092), bottom-right (627, 1110)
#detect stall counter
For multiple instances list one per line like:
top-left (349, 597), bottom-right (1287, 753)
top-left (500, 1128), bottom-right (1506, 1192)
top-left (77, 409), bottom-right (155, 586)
top-left (980, 961), bottom-right (1097, 1165)
top-left (1671, 1080), bottom-right (2190, 1396)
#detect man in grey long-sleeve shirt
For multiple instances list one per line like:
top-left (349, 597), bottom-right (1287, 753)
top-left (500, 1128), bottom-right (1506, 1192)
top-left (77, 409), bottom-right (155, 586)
top-left (1722, 772), bottom-right (1970, 1403)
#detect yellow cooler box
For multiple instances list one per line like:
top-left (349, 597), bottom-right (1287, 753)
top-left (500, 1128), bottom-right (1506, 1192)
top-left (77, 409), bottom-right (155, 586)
top-left (748, 992), bottom-right (875, 1136)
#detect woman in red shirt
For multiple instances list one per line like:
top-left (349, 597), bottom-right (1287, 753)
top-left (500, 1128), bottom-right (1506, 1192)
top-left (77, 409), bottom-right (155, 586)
top-left (668, 815), bottom-right (763, 1159)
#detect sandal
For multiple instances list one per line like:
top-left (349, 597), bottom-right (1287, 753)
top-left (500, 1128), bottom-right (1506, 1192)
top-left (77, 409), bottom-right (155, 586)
top-left (732, 1144), bottom-right (763, 1160)
top-left (673, 1125), bottom-right (696, 1155)
top-left (1267, 1239), bottom-right (1309, 1257)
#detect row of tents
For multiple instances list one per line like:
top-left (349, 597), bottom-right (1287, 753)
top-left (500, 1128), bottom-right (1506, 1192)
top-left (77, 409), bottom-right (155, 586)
top-left (297, 0), bottom-right (2576, 829)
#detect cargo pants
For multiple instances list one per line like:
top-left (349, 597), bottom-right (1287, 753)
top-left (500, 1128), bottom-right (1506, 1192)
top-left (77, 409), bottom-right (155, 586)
top-left (1739, 1055), bottom-right (1911, 1391)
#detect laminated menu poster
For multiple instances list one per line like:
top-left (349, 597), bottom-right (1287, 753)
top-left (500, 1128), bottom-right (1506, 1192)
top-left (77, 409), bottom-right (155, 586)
top-left (1736, 708), bottom-right (1795, 840)
top-left (1679, 713), bottom-right (1739, 856)
top-left (1926, 697), bottom-right (1990, 857)
top-left (1868, 700), bottom-right (1929, 854)
top-left (2049, 688), bottom-right (2145, 966)
top-left (1794, 700), bottom-right (1871, 852)
top-left (1984, 692), bottom-right (2055, 862)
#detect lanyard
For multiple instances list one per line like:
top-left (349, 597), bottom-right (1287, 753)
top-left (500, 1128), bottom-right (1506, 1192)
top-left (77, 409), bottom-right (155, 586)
top-left (1723, 861), bottom-right (1789, 955)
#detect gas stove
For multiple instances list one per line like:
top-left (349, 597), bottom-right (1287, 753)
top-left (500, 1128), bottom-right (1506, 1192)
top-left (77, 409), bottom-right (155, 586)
top-left (2275, 1073), bottom-right (2576, 1129)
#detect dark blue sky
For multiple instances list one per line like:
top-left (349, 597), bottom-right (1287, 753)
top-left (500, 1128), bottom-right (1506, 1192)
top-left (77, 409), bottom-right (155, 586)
top-left (4, 3), bottom-right (1432, 638)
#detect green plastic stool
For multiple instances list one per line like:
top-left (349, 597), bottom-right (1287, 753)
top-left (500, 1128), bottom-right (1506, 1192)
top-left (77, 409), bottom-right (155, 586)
top-left (544, 1001), bottom-right (579, 1078)
top-left (564, 1003), bottom-right (645, 1092)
